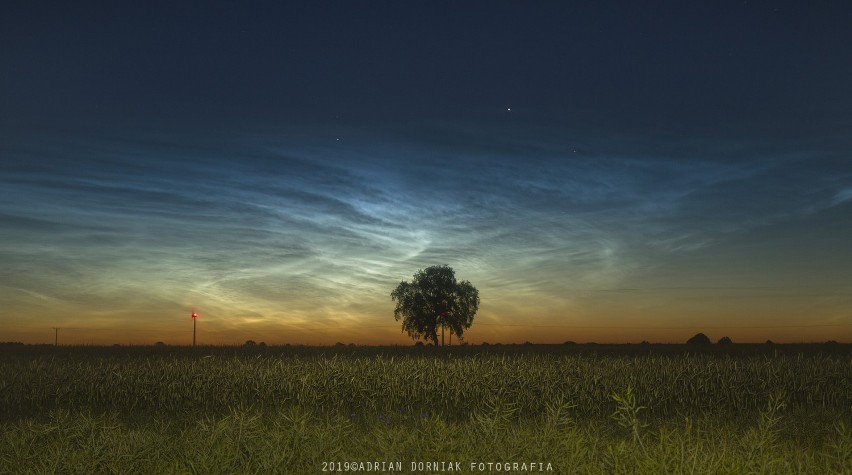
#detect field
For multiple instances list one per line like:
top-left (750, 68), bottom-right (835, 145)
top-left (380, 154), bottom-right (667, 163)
top-left (1, 343), bottom-right (850, 474)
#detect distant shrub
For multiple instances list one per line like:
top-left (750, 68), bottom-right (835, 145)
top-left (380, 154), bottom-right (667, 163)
top-left (563, 341), bottom-right (577, 345)
top-left (244, 340), bottom-right (257, 347)
top-left (687, 333), bottom-right (711, 345)
top-left (717, 336), bottom-right (733, 345)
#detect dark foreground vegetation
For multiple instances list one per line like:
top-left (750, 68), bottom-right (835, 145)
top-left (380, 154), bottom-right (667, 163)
top-left (1, 343), bottom-right (850, 473)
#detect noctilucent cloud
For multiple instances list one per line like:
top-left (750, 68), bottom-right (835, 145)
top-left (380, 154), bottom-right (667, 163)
top-left (1, 2), bottom-right (851, 345)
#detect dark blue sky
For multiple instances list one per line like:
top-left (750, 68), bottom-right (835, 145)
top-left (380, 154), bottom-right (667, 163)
top-left (4, 1), bottom-right (851, 131)
top-left (1, 1), bottom-right (851, 344)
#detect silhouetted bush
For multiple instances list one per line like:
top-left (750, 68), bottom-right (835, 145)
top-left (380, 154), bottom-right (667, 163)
top-left (244, 340), bottom-right (256, 347)
top-left (687, 333), bottom-right (711, 345)
top-left (717, 336), bottom-right (733, 345)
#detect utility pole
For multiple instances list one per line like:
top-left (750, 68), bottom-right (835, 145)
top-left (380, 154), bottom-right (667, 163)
top-left (191, 312), bottom-right (198, 347)
top-left (53, 328), bottom-right (59, 346)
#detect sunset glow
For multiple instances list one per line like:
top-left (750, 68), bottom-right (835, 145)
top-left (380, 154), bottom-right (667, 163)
top-left (1, 2), bottom-right (850, 346)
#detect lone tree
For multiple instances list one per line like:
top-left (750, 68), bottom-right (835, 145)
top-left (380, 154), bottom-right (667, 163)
top-left (391, 265), bottom-right (479, 346)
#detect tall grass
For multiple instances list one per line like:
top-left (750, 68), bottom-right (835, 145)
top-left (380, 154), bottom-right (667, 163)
top-left (2, 347), bottom-right (849, 421)
top-left (1, 403), bottom-right (849, 473)
top-left (0, 344), bottom-right (849, 473)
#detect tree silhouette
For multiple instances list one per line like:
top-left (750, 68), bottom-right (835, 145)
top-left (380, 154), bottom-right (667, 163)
top-left (391, 265), bottom-right (479, 346)
top-left (687, 333), bottom-right (711, 345)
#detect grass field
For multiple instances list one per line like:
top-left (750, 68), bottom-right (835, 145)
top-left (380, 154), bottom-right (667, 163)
top-left (1, 343), bottom-right (850, 474)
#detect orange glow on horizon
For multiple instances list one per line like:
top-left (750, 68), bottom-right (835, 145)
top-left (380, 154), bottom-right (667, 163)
top-left (4, 308), bottom-right (849, 346)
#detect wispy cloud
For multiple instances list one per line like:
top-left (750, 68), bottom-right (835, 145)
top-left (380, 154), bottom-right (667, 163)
top-left (1, 124), bottom-right (849, 343)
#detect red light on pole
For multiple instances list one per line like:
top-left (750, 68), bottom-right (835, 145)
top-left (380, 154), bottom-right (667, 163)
top-left (191, 311), bottom-right (198, 347)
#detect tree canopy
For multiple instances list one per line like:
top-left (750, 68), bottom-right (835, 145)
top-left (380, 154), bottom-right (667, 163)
top-left (391, 265), bottom-right (479, 346)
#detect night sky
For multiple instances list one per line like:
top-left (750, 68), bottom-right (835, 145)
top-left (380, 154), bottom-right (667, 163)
top-left (2, 1), bottom-right (851, 345)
